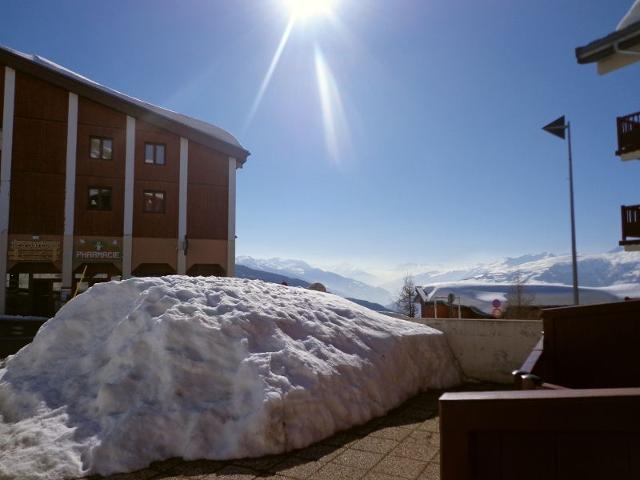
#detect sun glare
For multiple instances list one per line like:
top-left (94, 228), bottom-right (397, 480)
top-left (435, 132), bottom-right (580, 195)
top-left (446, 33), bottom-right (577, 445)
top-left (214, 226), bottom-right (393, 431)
top-left (283, 0), bottom-right (336, 20)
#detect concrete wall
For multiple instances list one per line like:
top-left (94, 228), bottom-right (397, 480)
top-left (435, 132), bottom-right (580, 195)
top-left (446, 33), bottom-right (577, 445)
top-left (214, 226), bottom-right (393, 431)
top-left (412, 317), bottom-right (543, 384)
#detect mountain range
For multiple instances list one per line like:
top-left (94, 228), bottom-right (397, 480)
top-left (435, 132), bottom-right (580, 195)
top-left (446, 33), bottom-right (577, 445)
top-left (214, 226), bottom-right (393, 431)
top-left (235, 257), bottom-right (394, 306)
top-left (235, 264), bottom-right (391, 311)
top-left (237, 250), bottom-right (640, 306)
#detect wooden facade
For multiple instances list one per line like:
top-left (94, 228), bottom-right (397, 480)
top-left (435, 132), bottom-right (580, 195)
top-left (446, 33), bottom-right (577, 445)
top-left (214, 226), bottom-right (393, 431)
top-left (0, 46), bottom-right (249, 317)
top-left (10, 72), bottom-right (67, 236)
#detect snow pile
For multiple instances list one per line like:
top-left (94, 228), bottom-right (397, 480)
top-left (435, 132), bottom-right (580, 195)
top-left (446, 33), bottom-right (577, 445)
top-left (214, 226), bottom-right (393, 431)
top-left (0, 276), bottom-right (460, 479)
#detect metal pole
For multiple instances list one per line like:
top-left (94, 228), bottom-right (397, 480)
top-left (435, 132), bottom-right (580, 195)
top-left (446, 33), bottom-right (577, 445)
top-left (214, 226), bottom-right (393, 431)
top-left (567, 122), bottom-right (580, 305)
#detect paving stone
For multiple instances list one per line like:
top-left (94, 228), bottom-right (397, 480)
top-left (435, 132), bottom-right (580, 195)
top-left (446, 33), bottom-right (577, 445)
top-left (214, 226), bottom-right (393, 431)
top-left (408, 430), bottom-right (433, 444)
top-left (416, 419), bottom-right (438, 433)
top-left (392, 440), bottom-right (438, 463)
top-left (232, 455), bottom-right (286, 472)
top-left (269, 458), bottom-right (322, 479)
top-left (398, 407), bottom-right (431, 421)
top-left (162, 460), bottom-right (224, 477)
top-left (351, 436), bottom-right (398, 455)
top-left (333, 449), bottom-right (383, 470)
top-left (373, 456), bottom-right (428, 480)
top-left (418, 462), bottom-right (440, 480)
top-left (369, 426), bottom-right (412, 442)
top-left (353, 419), bottom-right (385, 436)
top-left (203, 465), bottom-right (257, 479)
top-left (294, 445), bottom-right (344, 463)
top-left (308, 463), bottom-right (367, 480)
top-left (363, 472), bottom-right (405, 480)
top-left (320, 432), bottom-right (359, 448)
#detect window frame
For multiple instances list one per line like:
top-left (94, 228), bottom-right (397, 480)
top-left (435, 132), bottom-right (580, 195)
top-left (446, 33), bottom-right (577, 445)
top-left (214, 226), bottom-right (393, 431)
top-left (87, 186), bottom-right (113, 211)
top-left (89, 136), bottom-right (113, 161)
top-left (144, 142), bottom-right (166, 166)
top-left (143, 190), bottom-right (166, 214)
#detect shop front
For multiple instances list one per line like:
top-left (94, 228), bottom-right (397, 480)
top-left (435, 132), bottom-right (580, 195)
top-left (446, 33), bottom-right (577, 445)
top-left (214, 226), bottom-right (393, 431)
top-left (73, 238), bottom-right (122, 294)
top-left (6, 237), bottom-right (62, 318)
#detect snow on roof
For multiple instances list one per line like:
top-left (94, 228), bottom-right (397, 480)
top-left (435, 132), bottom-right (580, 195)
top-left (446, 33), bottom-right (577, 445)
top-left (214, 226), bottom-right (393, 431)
top-left (421, 281), bottom-right (620, 315)
top-left (619, 0), bottom-right (640, 30)
top-left (1, 44), bottom-right (247, 154)
top-left (0, 276), bottom-right (460, 478)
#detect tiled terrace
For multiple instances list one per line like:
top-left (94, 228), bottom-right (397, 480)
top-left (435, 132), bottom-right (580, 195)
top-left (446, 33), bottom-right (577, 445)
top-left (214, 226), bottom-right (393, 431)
top-left (94, 389), bottom-right (455, 480)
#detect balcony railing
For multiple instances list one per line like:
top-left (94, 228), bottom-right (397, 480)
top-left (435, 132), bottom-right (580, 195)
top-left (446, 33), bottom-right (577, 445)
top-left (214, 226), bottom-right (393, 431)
top-left (616, 111), bottom-right (640, 157)
top-left (621, 204), bottom-right (640, 245)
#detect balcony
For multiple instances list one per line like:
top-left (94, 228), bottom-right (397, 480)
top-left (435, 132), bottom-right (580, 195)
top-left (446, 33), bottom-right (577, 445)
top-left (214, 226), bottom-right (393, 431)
top-left (616, 111), bottom-right (640, 160)
top-left (620, 205), bottom-right (640, 248)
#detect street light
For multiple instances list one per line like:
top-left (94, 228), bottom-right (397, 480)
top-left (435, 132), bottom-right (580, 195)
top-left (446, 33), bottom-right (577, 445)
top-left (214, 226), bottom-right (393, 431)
top-left (543, 115), bottom-right (579, 305)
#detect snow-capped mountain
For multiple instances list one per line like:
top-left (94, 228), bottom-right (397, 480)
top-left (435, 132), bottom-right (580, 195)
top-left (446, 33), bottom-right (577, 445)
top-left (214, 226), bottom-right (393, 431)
top-left (468, 250), bottom-right (640, 287)
top-left (236, 257), bottom-right (394, 305)
top-left (237, 250), bottom-right (640, 307)
top-left (382, 251), bottom-right (640, 292)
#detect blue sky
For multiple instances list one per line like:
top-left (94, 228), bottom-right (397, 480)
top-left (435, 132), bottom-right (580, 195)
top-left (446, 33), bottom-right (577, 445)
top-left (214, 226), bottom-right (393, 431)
top-left (1, 0), bottom-right (638, 272)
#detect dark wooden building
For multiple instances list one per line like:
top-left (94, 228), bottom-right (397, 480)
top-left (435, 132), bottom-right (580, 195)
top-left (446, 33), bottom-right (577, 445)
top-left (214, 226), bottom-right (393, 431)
top-left (0, 45), bottom-right (250, 317)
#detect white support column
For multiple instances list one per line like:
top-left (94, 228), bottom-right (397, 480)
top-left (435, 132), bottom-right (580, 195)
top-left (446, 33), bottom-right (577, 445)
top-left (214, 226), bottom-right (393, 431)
top-left (227, 157), bottom-right (237, 277)
top-left (177, 137), bottom-right (188, 275)
top-left (61, 93), bottom-right (78, 292)
top-left (122, 116), bottom-right (135, 278)
top-left (0, 67), bottom-right (16, 314)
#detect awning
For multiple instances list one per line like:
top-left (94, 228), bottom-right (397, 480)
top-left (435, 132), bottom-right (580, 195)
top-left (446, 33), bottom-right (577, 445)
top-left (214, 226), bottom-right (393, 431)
top-left (74, 263), bottom-right (121, 277)
top-left (186, 264), bottom-right (226, 277)
top-left (8, 262), bottom-right (60, 274)
top-left (132, 263), bottom-right (176, 277)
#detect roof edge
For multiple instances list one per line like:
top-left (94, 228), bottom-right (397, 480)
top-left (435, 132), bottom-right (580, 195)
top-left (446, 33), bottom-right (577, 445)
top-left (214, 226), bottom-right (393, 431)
top-left (0, 45), bottom-right (250, 164)
top-left (576, 20), bottom-right (640, 65)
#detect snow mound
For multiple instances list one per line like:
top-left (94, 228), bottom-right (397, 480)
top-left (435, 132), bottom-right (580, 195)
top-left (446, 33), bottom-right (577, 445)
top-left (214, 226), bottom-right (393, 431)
top-left (0, 276), bottom-right (460, 479)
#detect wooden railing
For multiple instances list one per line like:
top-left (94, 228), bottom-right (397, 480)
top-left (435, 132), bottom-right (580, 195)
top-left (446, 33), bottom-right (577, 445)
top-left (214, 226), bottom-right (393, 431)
top-left (440, 300), bottom-right (640, 479)
top-left (621, 204), bottom-right (640, 244)
top-left (440, 388), bottom-right (640, 479)
top-left (616, 111), bottom-right (640, 156)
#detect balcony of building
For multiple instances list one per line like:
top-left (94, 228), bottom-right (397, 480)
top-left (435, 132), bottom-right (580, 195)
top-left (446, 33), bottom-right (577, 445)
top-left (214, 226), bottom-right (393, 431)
top-left (616, 111), bottom-right (640, 160)
top-left (620, 204), bottom-right (640, 250)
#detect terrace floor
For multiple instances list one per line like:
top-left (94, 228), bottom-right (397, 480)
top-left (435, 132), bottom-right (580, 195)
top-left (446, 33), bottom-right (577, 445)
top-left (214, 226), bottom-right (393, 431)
top-left (95, 386), bottom-right (494, 480)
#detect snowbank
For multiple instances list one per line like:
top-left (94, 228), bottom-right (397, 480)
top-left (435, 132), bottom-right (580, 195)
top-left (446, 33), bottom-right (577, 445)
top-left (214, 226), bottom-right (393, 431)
top-left (0, 276), bottom-right (460, 479)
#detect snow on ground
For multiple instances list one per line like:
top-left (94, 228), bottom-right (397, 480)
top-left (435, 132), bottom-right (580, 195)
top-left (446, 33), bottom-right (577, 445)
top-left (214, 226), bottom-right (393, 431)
top-left (0, 276), bottom-right (460, 479)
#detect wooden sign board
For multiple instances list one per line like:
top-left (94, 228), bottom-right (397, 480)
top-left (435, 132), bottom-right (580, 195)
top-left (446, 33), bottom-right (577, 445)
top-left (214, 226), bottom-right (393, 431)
top-left (8, 240), bottom-right (60, 262)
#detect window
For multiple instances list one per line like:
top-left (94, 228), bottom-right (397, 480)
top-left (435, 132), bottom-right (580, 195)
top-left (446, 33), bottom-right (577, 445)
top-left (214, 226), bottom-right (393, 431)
top-left (90, 137), bottom-right (113, 160)
top-left (143, 190), bottom-right (165, 213)
top-left (144, 143), bottom-right (165, 165)
top-left (88, 187), bottom-right (112, 211)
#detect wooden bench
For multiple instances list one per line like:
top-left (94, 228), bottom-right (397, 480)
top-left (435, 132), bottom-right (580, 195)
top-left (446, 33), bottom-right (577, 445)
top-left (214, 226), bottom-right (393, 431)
top-left (439, 300), bottom-right (640, 479)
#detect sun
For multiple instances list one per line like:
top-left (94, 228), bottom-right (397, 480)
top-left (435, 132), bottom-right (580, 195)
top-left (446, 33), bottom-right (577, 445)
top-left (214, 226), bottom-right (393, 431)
top-left (283, 0), bottom-right (336, 20)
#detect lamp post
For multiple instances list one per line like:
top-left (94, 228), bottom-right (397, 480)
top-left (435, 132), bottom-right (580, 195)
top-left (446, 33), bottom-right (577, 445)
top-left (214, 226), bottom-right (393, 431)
top-left (543, 116), bottom-right (579, 305)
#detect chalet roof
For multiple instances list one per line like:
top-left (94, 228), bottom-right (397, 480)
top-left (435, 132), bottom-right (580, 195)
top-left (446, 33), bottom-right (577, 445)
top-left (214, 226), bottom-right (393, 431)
top-left (0, 44), bottom-right (249, 164)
